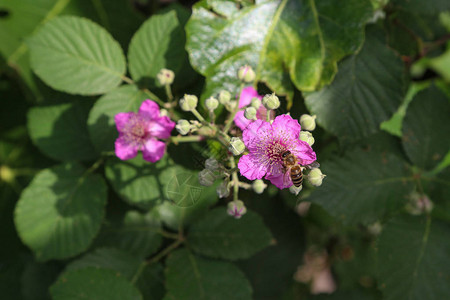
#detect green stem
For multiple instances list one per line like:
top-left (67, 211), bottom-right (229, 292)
top-left (121, 75), bottom-right (134, 85)
top-left (130, 238), bottom-right (183, 284)
top-left (143, 88), bottom-right (164, 107)
top-left (165, 84), bottom-right (173, 101)
top-left (223, 83), bottom-right (245, 134)
top-left (266, 110), bottom-right (271, 122)
top-left (170, 135), bottom-right (205, 144)
top-left (191, 108), bottom-right (207, 125)
top-left (229, 156), bottom-right (240, 201)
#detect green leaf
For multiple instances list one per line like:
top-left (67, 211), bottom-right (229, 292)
top-left (308, 149), bottom-right (414, 224)
top-left (28, 16), bottom-right (126, 95)
top-left (188, 208), bottom-right (272, 260)
top-left (305, 27), bottom-right (407, 143)
top-left (377, 215), bottom-right (450, 300)
top-left (94, 210), bottom-right (163, 258)
top-left (402, 85), bottom-right (450, 170)
top-left (106, 155), bottom-right (213, 210)
top-left (50, 268), bottom-right (142, 300)
top-left (66, 247), bottom-right (141, 280)
top-left (21, 259), bottom-right (60, 300)
top-left (186, 0), bottom-right (372, 98)
top-left (128, 9), bottom-right (188, 88)
top-left (15, 163), bottom-right (107, 261)
top-left (427, 47), bottom-right (450, 82)
top-left (164, 249), bottom-right (252, 300)
top-left (87, 85), bottom-right (147, 154)
top-left (136, 263), bottom-right (165, 300)
top-left (391, 0), bottom-right (450, 15)
top-left (28, 100), bottom-right (97, 161)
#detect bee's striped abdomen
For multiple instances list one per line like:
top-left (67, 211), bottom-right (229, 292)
top-left (290, 165), bottom-right (303, 187)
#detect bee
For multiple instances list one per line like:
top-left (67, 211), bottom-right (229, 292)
top-left (280, 150), bottom-right (320, 187)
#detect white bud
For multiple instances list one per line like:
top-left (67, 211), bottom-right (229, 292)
top-left (262, 93), bottom-right (280, 110)
top-left (227, 200), bottom-right (247, 219)
top-left (238, 65), bottom-right (256, 83)
top-left (307, 168), bottom-right (325, 187)
top-left (156, 68), bottom-right (175, 85)
top-left (299, 131), bottom-right (315, 146)
top-left (205, 97), bottom-right (219, 111)
top-left (300, 114), bottom-right (317, 131)
top-left (180, 94), bottom-right (198, 111)
top-left (175, 119), bottom-right (191, 135)
top-left (229, 137), bottom-right (245, 156)
top-left (244, 107), bottom-right (257, 120)
top-left (219, 90), bottom-right (231, 105)
top-left (252, 179), bottom-right (267, 194)
top-left (198, 169), bottom-right (216, 186)
top-left (205, 158), bottom-right (219, 171)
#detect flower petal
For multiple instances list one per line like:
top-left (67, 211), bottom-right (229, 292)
top-left (238, 154), bottom-right (268, 180)
top-left (142, 139), bottom-right (166, 163)
top-left (148, 116), bottom-right (176, 139)
top-left (291, 139), bottom-right (317, 165)
top-left (234, 110), bottom-right (253, 131)
top-left (239, 86), bottom-right (261, 108)
top-left (265, 169), bottom-right (293, 189)
top-left (138, 100), bottom-right (160, 119)
top-left (242, 119), bottom-right (272, 152)
top-left (272, 114), bottom-right (301, 140)
top-left (114, 112), bottom-right (135, 132)
top-left (115, 135), bottom-right (138, 160)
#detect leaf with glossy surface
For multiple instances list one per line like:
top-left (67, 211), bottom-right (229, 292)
top-left (377, 215), bottom-right (450, 300)
top-left (188, 208), bottom-right (272, 260)
top-left (402, 85), bottom-right (450, 170)
top-left (308, 149), bottom-right (414, 224)
top-left (128, 9), bottom-right (188, 88)
top-left (15, 163), bottom-right (107, 261)
top-left (50, 268), bottom-right (142, 300)
top-left (28, 100), bottom-right (97, 161)
top-left (87, 85), bottom-right (147, 153)
top-left (164, 249), bottom-right (252, 300)
top-left (305, 27), bottom-right (407, 143)
top-left (28, 16), bottom-right (126, 95)
top-left (186, 0), bottom-right (372, 98)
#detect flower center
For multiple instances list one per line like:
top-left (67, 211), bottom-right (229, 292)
top-left (265, 139), bottom-right (287, 165)
top-left (131, 125), bottom-right (146, 138)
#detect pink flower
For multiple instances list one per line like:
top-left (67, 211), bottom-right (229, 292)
top-left (238, 115), bottom-right (317, 189)
top-left (114, 100), bottom-right (175, 162)
top-left (234, 87), bottom-right (274, 130)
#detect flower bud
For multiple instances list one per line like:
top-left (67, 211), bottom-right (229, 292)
top-left (175, 119), bottom-right (191, 135)
top-left (219, 90), bottom-right (231, 105)
top-left (198, 169), bottom-right (216, 187)
top-left (367, 222), bottom-right (382, 236)
top-left (250, 98), bottom-right (261, 108)
top-left (307, 168), bottom-right (325, 187)
top-left (156, 68), bottom-right (175, 85)
top-left (244, 106), bottom-right (257, 120)
top-left (262, 93), bottom-right (280, 110)
top-left (205, 157), bottom-right (219, 171)
top-left (300, 114), bottom-right (317, 131)
top-left (205, 96), bottom-right (219, 111)
top-left (229, 137), bottom-right (245, 156)
top-left (180, 94), bottom-right (198, 111)
top-left (289, 185), bottom-right (303, 196)
top-left (238, 65), bottom-right (256, 83)
top-left (406, 193), bottom-right (433, 215)
top-left (299, 131), bottom-right (315, 146)
top-left (227, 200), bottom-right (247, 219)
top-left (216, 181), bottom-right (230, 198)
top-left (159, 108), bottom-right (169, 117)
top-left (226, 100), bottom-right (238, 112)
top-left (252, 179), bottom-right (267, 194)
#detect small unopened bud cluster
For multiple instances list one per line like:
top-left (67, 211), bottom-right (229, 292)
top-left (227, 200), bottom-right (247, 219)
top-left (157, 68), bottom-right (175, 86)
top-left (262, 93), bottom-right (280, 110)
top-left (238, 65), bottom-right (256, 83)
top-left (180, 94), bottom-right (198, 111)
top-left (229, 137), bottom-right (246, 156)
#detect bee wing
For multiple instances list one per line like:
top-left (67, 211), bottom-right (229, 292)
top-left (305, 161), bottom-right (320, 169)
top-left (282, 167), bottom-right (292, 187)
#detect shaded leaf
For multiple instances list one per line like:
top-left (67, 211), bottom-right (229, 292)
top-left (305, 27), bottom-right (407, 143)
top-left (308, 149), bottom-right (414, 224)
top-left (15, 163), bottom-right (107, 261)
top-left (164, 249), bottom-right (252, 300)
top-left (402, 85), bottom-right (450, 170)
top-left (188, 208), bottom-right (272, 260)
top-left (377, 215), bottom-right (450, 300)
top-left (128, 9), bottom-right (188, 88)
top-left (28, 100), bottom-right (97, 161)
top-left (50, 268), bottom-right (142, 300)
